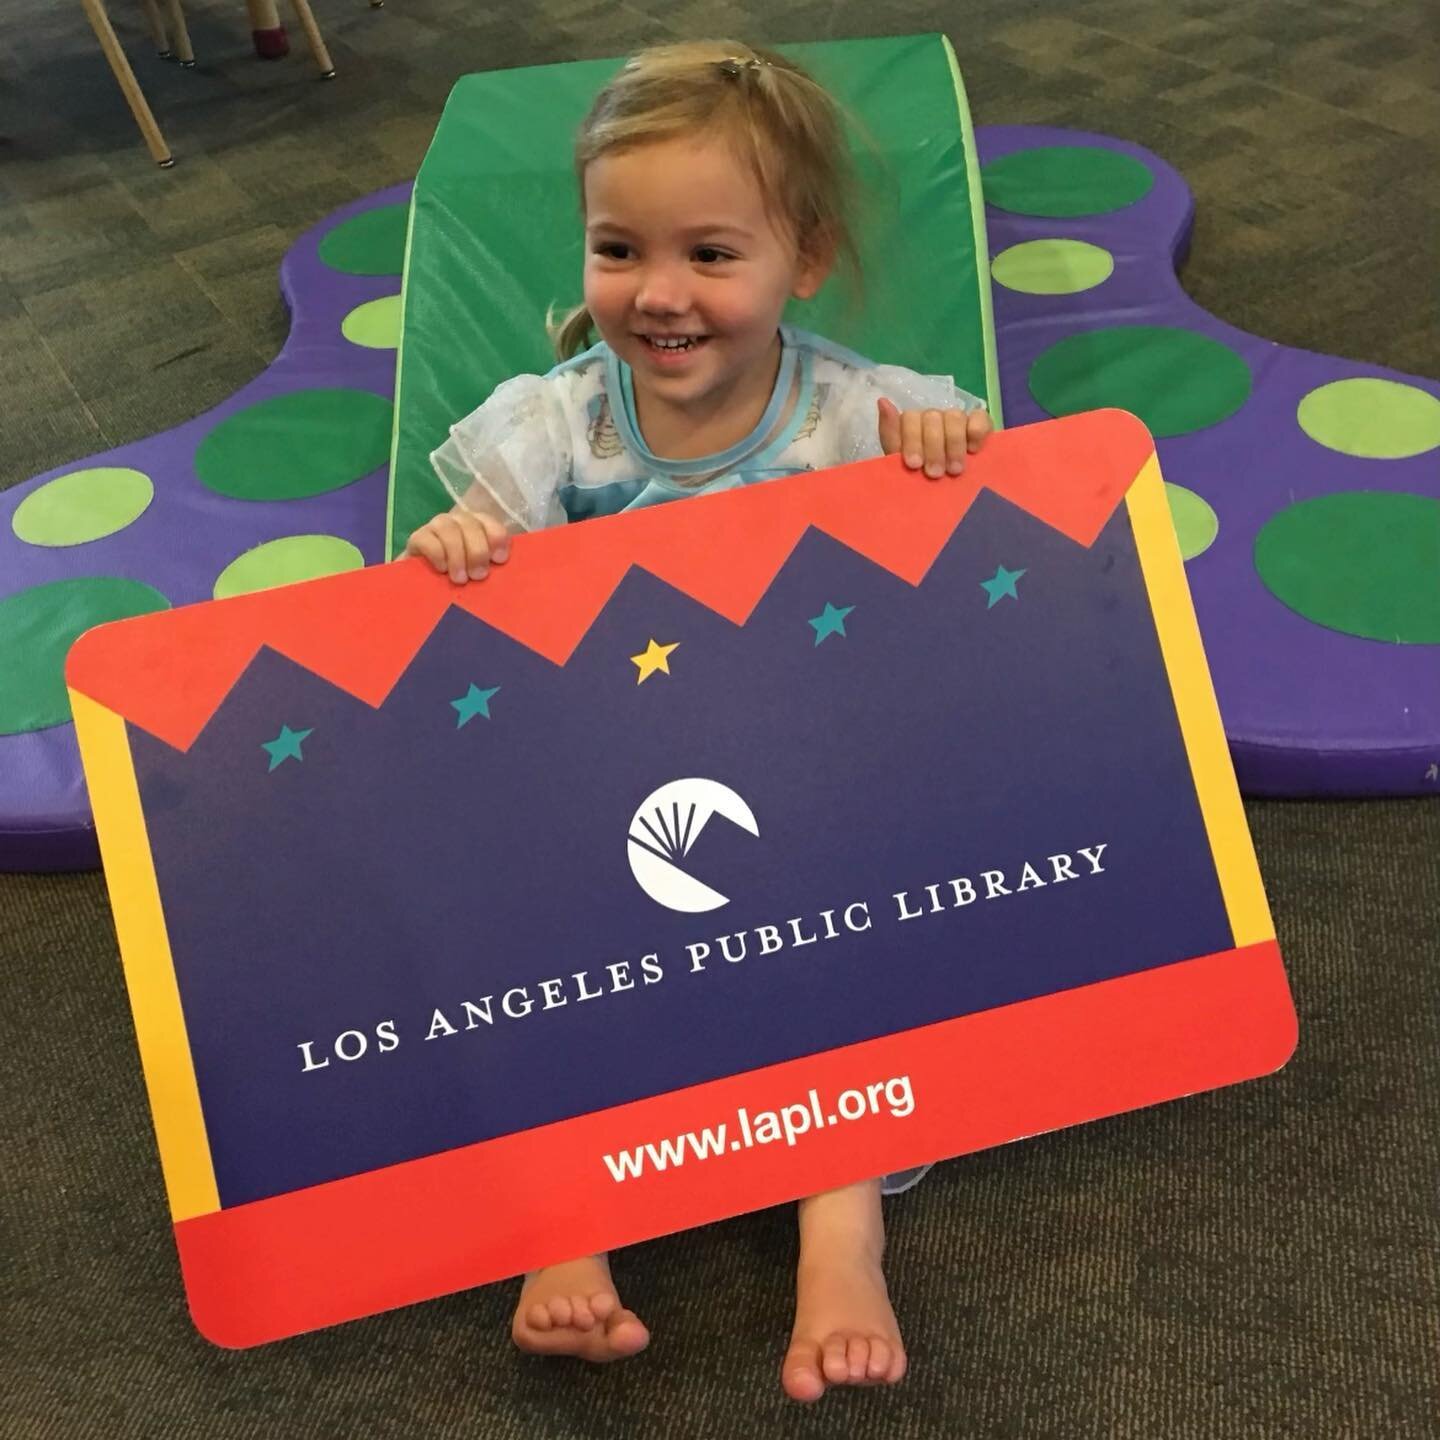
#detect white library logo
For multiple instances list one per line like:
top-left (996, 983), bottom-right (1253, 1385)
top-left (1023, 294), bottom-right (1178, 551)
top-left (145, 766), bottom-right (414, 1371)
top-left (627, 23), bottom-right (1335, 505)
top-left (627, 778), bottom-right (760, 913)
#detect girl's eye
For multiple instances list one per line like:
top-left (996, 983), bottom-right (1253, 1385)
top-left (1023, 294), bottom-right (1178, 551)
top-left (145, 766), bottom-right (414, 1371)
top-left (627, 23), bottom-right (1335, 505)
top-left (693, 247), bottom-right (734, 265)
top-left (594, 242), bottom-right (631, 261)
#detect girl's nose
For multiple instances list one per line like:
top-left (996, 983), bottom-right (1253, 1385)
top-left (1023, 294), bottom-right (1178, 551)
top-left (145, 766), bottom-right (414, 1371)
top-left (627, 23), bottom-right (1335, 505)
top-left (635, 263), bottom-right (688, 315)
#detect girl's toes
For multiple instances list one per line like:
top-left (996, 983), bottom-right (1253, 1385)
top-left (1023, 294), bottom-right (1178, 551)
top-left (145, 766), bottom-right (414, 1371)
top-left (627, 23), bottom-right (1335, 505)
top-left (606, 1308), bottom-right (651, 1357)
top-left (546, 1296), bottom-right (573, 1329)
top-left (569, 1295), bottom-right (596, 1331)
top-left (589, 1290), bottom-right (618, 1322)
top-left (821, 1335), bottom-right (850, 1384)
top-left (524, 1302), bottom-right (552, 1332)
top-left (866, 1337), bottom-right (892, 1380)
top-left (846, 1335), bottom-right (869, 1381)
top-left (781, 1343), bottom-right (825, 1403)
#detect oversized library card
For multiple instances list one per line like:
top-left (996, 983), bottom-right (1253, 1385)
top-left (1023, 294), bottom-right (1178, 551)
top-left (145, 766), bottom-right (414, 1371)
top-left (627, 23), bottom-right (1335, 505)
top-left (68, 409), bottom-right (1295, 1347)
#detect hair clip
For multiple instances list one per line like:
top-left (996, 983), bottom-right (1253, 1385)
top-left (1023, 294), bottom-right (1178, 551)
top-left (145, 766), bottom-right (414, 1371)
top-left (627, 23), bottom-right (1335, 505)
top-left (717, 56), bottom-right (767, 77)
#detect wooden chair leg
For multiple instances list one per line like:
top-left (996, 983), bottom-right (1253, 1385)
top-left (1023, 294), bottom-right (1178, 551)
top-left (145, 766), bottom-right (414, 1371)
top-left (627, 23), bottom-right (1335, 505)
top-left (137, 0), bottom-right (171, 56)
top-left (286, 0), bottom-right (335, 78)
top-left (245, 0), bottom-right (290, 58)
top-left (78, 0), bottom-right (175, 166)
top-left (160, 0), bottom-right (194, 65)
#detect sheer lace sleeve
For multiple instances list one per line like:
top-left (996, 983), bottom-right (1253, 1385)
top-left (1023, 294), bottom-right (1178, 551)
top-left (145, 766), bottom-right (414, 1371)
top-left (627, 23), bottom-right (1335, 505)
top-left (430, 374), bottom-right (572, 533)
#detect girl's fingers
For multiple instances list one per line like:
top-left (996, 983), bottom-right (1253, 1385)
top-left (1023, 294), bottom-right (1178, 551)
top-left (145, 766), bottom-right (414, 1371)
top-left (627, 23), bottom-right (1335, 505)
top-left (451, 511), bottom-right (494, 580)
top-left (967, 409), bottom-right (994, 452)
top-left (900, 410), bottom-right (925, 469)
top-left (475, 512), bottom-right (511, 566)
top-left (921, 409), bottom-right (946, 478)
top-left (428, 513), bottom-right (474, 583)
top-left (404, 527), bottom-right (446, 572)
top-left (407, 510), bottom-right (510, 584)
top-left (876, 396), bottom-right (903, 455)
top-left (943, 409), bottom-right (969, 475)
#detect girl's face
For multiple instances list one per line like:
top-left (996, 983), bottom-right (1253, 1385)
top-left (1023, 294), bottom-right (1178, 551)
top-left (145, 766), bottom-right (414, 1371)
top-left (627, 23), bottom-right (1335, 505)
top-left (583, 135), bottom-right (830, 424)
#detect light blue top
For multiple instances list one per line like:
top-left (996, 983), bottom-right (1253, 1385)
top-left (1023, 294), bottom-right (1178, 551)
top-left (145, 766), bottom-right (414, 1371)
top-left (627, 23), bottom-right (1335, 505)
top-left (432, 326), bottom-right (984, 532)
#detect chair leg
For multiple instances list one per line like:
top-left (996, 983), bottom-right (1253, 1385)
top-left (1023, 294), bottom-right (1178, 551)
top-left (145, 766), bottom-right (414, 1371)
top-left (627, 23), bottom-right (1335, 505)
top-left (161, 0), bottom-right (194, 65)
top-left (245, 0), bottom-right (290, 58)
top-left (286, 0), bottom-right (335, 78)
top-left (137, 0), bottom-right (171, 57)
top-left (78, 0), bottom-right (175, 166)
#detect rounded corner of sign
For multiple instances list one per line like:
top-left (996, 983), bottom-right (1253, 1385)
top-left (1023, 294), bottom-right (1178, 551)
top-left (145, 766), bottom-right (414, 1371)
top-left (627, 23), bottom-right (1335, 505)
top-left (184, 1282), bottom-right (261, 1351)
top-left (63, 631), bottom-right (104, 693)
top-left (1096, 407), bottom-right (1157, 448)
top-left (1259, 1004), bottom-right (1301, 1076)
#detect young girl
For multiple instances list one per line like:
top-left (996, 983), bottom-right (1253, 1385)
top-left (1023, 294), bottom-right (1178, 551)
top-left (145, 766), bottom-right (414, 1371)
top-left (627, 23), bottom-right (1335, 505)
top-left (406, 40), bottom-right (992, 1401)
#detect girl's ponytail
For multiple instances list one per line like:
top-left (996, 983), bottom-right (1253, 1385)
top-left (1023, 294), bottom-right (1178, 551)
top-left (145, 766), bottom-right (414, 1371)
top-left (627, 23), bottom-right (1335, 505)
top-left (548, 302), bottom-right (595, 362)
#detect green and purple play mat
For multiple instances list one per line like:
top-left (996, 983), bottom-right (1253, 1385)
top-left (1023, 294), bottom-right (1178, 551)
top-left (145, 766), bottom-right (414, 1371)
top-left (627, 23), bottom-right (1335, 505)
top-left (4, 35), bottom-right (1438, 869)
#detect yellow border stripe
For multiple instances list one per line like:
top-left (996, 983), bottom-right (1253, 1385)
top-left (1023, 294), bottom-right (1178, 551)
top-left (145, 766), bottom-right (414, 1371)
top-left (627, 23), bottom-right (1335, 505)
top-left (69, 690), bottom-right (220, 1221)
top-left (1125, 460), bottom-right (1273, 946)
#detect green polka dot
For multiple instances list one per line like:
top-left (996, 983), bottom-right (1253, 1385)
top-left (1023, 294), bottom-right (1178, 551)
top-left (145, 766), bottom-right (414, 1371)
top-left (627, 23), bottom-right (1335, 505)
top-left (195, 389), bottom-right (393, 501)
top-left (1297, 378), bottom-right (1440, 459)
top-left (991, 239), bottom-right (1114, 295)
top-left (982, 146), bottom-right (1154, 218)
top-left (318, 205), bottom-right (409, 276)
top-left (1254, 492), bottom-right (1440, 644)
top-left (341, 294), bottom-right (402, 350)
top-left (0, 577), bottom-right (170, 734)
top-left (1029, 327), bottom-right (1252, 438)
top-left (1165, 483), bottom-right (1219, 560)
top-left (214, 534), bottom-right (365, 599)
top-left (12, 467), bottom-right (154, 547)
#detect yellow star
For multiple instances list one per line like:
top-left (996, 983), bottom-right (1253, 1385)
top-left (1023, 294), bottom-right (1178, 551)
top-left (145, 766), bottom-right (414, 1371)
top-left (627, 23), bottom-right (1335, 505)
top-left (631, 638), bottom-right (680, 684)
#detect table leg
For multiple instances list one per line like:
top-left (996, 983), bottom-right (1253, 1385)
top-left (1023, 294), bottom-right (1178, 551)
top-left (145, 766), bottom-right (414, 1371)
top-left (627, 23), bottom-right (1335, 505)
top-left (78, 0), bottom-right (175, 165)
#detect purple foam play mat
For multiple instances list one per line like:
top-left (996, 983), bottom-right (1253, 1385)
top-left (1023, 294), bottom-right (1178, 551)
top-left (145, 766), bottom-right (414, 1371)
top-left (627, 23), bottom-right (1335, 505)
top-left (3, 128), bottom-right (1437, 870)
top-left (979, 125), bottom-right (1440, 800)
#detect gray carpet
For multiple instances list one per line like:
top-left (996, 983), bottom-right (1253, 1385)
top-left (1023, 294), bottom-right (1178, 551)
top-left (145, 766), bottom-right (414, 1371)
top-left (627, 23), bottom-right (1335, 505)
top-left (3, 1), bottom-right (1438, 1435)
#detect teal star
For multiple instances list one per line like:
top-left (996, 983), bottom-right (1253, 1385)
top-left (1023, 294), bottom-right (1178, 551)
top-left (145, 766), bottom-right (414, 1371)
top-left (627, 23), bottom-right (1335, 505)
top-left (452, 683), bottom-right (501, 728)
top-left (808, 602), bottom-right (855, 646)
top-left (261, 725), bottom-right (313, 772)
top-left (980, 565), bottom-right (1027, 609)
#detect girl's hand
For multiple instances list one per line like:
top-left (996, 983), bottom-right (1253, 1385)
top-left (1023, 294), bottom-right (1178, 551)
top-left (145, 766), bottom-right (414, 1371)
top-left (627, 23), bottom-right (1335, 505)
top-left (404, 509), bottom-right (511, 584)
top-left (877, 397), bottom-right (993, 479)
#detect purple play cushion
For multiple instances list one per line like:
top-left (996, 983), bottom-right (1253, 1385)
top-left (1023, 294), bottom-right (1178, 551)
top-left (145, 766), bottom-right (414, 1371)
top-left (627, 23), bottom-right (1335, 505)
top-left (981, 125), bottom-right (1440, 797)
top-left (1, 185), bottom-right (412, 870)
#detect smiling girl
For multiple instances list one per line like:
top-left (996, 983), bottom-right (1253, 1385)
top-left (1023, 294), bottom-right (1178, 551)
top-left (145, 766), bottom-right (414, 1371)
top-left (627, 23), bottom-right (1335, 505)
top-left (405, 40), bottom-right (991, 1399)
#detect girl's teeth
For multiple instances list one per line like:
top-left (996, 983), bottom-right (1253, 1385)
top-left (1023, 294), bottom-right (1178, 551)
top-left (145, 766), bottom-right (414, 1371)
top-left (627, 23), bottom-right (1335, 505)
top-left (652, 337), bottom-right (696, 350)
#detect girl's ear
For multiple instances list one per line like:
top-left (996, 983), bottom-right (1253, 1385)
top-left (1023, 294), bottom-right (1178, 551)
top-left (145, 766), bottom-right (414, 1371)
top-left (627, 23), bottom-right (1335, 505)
top-left (792, 230), bottom-right (836, 301)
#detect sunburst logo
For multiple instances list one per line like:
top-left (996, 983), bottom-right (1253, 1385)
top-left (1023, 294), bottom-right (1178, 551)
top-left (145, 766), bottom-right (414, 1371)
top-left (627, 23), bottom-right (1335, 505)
top-left (627, 778), bottom-right (760, 912)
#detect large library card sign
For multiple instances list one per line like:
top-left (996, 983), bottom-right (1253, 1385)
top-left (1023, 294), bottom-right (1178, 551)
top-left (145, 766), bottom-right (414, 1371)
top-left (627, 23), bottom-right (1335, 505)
top-left (68, 409), bottom-right (1295, 1347)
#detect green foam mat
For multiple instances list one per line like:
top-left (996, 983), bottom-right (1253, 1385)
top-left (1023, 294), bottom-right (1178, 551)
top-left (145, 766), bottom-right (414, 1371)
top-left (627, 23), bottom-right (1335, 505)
top-left (387, 34), bottom-right (999, 556)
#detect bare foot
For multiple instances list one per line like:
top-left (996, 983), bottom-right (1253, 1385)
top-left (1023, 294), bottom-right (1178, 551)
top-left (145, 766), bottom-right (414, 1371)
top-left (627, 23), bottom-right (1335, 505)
top-left (511, 1253), bottom-right (650, 1361)
top-left (781, 1179), bottom-right (906, 1402)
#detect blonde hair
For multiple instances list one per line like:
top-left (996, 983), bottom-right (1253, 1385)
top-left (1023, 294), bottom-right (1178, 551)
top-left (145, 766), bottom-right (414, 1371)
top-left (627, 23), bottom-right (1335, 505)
top-left (552, 40), bottom-right (858, 360)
